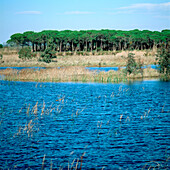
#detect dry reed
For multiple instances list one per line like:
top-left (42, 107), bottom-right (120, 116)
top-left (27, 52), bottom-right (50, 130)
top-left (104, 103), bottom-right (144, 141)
top-left (0, 66), bottom-right (160, 83)
top-left (0, 49), bottom-right (157, 67)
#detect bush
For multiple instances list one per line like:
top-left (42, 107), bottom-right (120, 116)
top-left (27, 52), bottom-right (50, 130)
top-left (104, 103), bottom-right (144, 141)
top-left (0, 54), bottom-right (3, 60)
top-left (18, 47), bottom-right (35, 60)
top-left (156, 46), bottom-right (170, 81)
top-left (126, 53), bottom-right (137, 75)
top-left (0, 44), bottom-right (3, 48)
top-left (65, 52), bottom-right (73, 56)
top-left (136, 58), bottom-right (144, 76)
top-left (125, 53), bottom-right (144, 76)
top-left (58, 52), bottom-right (63, 56)
top-left (76, 51), bottom-right (84, 56)
top-left (40, 39), bottom-right (56, 63)
top-left (92, 51), bottom-right (96, 55)
top-left (40, 48), bottom-right (56, 63)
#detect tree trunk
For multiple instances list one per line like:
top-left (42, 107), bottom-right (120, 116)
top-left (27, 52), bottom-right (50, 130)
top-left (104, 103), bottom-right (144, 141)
top-left (44, 41), bottom-right (46, 51)
top-left (79, 41), bottom-right (81, 51)
top-left (112, 44), bottom-right (116, 51)
top-left (32, 42), bottom-right (35, 52)
top-left (153, 42), bottom-right (157, 51)
top-left (91, 40), bottom-right (92, 52)
top-left (72, 41), bottom-right (73, 52)
top-left (35, 43), bottom-right (38, 52)
top-left (96, 40), bottom-right (97, 52)
top-left (60, 41), bottom-right (62, 52)
top-left (39, 43), bottom-right (42, 51)
top-left (119, 41), bottom-right (121, 50)
top-left (86, 40), bottom-right (87, 52)
top-left (101, 39), bottom-right (103, 51)
top-left (124, 41), bottom-right (127, 50)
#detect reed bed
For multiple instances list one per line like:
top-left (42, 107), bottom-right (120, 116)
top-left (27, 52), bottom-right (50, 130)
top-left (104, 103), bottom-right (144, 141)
top-left (126, 68), bottom-right (159, 80)
top-left (0, 49), bottom-right (157, 67)
top-left (0, 66), bottom-right (159, 83)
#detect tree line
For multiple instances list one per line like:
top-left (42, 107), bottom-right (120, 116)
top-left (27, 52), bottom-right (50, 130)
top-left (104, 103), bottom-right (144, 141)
top-left (7, 29), bottom-right (170, 52)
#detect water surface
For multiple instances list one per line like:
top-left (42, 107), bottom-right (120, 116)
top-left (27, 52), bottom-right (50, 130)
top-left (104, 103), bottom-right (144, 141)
top-left (86, 65), bottom-right (158, 72)
top-left (0, 80), bottom-right (169, 169)
top-left (0, 67), bottom-right (46, 70)
top-left (0, 65), bottom-right (158, 72)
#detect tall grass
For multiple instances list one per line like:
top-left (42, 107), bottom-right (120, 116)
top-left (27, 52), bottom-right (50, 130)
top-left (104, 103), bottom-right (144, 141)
top-left (0, 49), bottom-right (157, 67)
top-left (0, 66), bottom-right (160, 83)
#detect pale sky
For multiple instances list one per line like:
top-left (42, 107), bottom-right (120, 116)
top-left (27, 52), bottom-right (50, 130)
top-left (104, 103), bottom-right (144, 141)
top-left (0, 0), bottom-right (170, 44)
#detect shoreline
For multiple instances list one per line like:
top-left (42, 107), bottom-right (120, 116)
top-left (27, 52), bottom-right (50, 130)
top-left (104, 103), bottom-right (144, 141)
top-left (0, 49), bottom-right (163, 83)
top-left (0, 66), bottom-right (160, 83)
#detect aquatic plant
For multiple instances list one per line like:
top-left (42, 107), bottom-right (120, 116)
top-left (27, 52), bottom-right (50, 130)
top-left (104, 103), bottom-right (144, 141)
top-left (0, 66), bottom-right (160, 83)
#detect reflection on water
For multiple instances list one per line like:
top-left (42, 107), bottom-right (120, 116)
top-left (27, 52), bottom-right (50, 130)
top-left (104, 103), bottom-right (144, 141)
top-left (0, 80), bottom-right (169, 169)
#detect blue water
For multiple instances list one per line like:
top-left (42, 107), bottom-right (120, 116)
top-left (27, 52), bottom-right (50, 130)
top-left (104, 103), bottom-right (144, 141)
top-left (0, 80), bottom-right (169, 169)
top-left (0, 67), bottom-right (46, 70)
top-left (0, 65), bottom-right (158, 72)
top-left (86, 65), bottom-right (158, 72)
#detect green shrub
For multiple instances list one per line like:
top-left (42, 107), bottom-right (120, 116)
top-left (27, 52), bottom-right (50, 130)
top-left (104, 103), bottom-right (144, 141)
top-left (65, 52), bottom-right (73, 56)
top-left (92, 51), bottom-right (95, 55)
top-left (112, 51), bottom-right (118, 55)
top-left (0, 54), bottom-right (3, 60)
top-left (156, 46), bottom-right (170, 81)
top-left (58, 52), bottom-right (63, 56)
top-left (40, 39), bottom-right (56, 63)
top-left (18, 47), bottom-right (35, 60)
top-left (125, 53), bottom-right (137, 75)
top-left (125, 53), bottom-right (144, 76)
top-left (0, 44), bottom-right (3, 48)
top-left (136, 58), bottom-right (144, 76)
top-left (76, 51), bottom-right (84, 56)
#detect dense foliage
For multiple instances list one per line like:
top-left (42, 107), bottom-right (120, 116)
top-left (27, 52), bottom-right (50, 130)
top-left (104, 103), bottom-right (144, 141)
top-left (18, 47), bottom-right (35, 60)
top-left (126, 53), bottom-right (137, 75)
top-left (0, 54), bottom-right (3, 60)
top-left (125, 53), bottom-right (144, 76)
top-left (156, 45), bottom-right (170, 81)
top-left (40, 39), bottom-right (56, 63)
top-left (7, 29), bottom-right (170, 52)
top-left (0, 44), bottom-right (3, 48)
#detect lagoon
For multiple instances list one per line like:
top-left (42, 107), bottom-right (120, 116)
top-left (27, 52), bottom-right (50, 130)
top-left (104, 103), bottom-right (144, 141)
top-left (0, 65), bottom-right (158, 72)
top-left (0, 80), bottom-right (169, 169)
top-left (86, 65), bottom-right (158, 72)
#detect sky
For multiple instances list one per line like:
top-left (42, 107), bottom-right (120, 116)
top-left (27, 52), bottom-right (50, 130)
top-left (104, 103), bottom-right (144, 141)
top-left (0, 0), bottom-right (170, 44)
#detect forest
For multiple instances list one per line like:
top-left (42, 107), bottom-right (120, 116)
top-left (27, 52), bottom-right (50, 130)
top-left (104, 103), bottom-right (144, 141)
top-left (7, 29), bottom-right (170, 53)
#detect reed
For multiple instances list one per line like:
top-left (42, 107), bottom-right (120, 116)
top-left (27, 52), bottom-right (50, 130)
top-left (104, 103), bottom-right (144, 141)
top-left (0, 66), bottom-right (160, 83)
top-left (41, 154), bottom-right (46, 170)
top-left (0, 49), bottom-right (156, 68)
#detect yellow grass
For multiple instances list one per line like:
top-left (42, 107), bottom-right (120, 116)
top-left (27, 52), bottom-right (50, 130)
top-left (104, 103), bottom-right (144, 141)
top-left (0, 66), bottom-right (159, 83)
top-left (0, 49), bottom-right (157, 67)
top-left (0, 48), bottom-right (160, 82)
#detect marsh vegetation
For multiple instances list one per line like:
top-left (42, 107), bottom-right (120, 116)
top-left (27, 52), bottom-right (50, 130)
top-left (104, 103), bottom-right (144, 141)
top-left (0, 29), bottom-right (169, 169)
